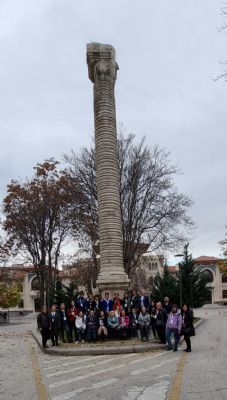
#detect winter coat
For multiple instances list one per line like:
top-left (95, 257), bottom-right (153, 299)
top-left (67, 306), bottom-right (78, 322)
top-left (49, 311), bottom-right (61, 333)
top-left (59, 310), bottom-right (69, 328)
top-left (130, 295), bottom-right (140, 310)
top-left (138, 312), bottom-right (150, 327)
top-left (181, 310), bottom-right (195, 336)
top-left (97, 316), bottom-right (108, 328)
top-left (155, 309), bottom-right (167, 327)
top-left (138, 295), bottom-right (150, 310)
top-left (76, 297), bottom-right (88, 313)
top-left (119, 316), bottom-right (129, 327)
top-left (121, 297), bottom-right (131, 314)
top-left (37, 312), bottom-right (51, 330)
top-left (166, 312), bottom-right (183, 331)
top-left (162, 302), bottom-right (172, 315)
top-left (86, 315), bottom-right (97, 331)
top-left (107, 315), bottom-right (119, 328)
top-left (129, 312), bottom-right (139, 327)
top-left (101, 299), bottom-right (113, 313)
top-left (75, 315), bottom-right (86, 330)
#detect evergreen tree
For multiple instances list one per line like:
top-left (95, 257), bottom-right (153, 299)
top-left (65, 281), bottom-right (78, 307)
top-left (50, 280), bottom-right (67, 307)
top-left (151, 265), bottom-right (178, 304)
top-left (177, 243), bottom-right (211, 308)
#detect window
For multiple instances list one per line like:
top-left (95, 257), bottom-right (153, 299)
top-left (222, 290), bottom-right (227, 298)
top-left (31, 277), bottom-right (39, 291)
top-left (154, 263), bottom-right (158, 269)
top-left (202, 269), bottom-right (214, 283)
top-left (148, 263), bottom-right (152, 271)
top-left (222, 274), bottom-right (227, 283)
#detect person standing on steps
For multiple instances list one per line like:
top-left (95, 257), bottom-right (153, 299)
top-left (181, 304), bottom-right (195, 352)
top-left (166, 304), bottom-right (182, 351)
top-left (59, 303), bottom-right (71, 343)
top-left (37, 306), bottom-right (51, 349)
top-left (155, 302), bottom-right (167, 344)
top-left (49, 304), bottom-right (61, 346)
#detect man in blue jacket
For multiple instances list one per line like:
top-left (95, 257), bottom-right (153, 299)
top-left (101, 292), bottom-right (113, 314)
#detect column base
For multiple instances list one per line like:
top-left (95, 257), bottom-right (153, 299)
top-left (97, 277), bottom-right (130, 299)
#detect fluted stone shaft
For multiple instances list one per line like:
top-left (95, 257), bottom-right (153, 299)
top-left (87, 43), bottom-right (130, 294)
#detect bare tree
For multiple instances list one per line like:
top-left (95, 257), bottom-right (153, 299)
top-left (214, 2), bottom-right (227, 81)
top-left (64, 131), bottom-right (193, 277)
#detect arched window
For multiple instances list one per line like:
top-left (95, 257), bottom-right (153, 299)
top-left (31, 277), bottom-right (40, 291)
top-left (202, 269), bottom-right (214, 283)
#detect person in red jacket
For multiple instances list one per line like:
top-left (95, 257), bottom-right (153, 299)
top-left (112, 297), bottom-right (122, 317)
top-left (67, 300), bottom-right (78, 343)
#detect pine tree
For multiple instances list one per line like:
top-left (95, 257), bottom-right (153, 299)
top-left (151, 265), bottom-right (178, 304)
top-left (50, 280), bottom-right (67, 307)
top-left (178, 243), bottom-right (211, 308)
top-left (65, 281), bottom-right (78, 307)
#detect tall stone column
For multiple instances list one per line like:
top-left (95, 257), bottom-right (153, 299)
top-left (87, 43), bottom-right (130, 296)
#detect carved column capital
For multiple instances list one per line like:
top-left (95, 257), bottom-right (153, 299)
top-left (87, 43), bottom-right (119, 83)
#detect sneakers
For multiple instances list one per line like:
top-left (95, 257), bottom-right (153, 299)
top-left (75, 341), bottom-right (79, 345)
top-left (167, 347), bottom-right (173, 351)
top-left (173, 348), bottom-right (178, 352)
top-left (82, 340), bottom-right (85, 344)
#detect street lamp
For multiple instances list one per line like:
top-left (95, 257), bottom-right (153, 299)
top-left (174, 253), bottom-right (184, 308)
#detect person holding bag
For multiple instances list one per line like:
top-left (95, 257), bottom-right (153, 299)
top-left (181, 304), bottom-right (195, 352)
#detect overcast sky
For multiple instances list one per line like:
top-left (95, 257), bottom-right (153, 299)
top-left (0, 0), bottom-right (227, 261)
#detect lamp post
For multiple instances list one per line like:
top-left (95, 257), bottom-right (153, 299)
top-left (174, 253), bottom-right (184, 308)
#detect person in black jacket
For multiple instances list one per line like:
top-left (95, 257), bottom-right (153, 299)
top-left (155, 302), bottom-right (167, 344)
top-left (162, 296), bottom-right (172, 315)
top-left (49, 304), bottom-right (61, 346)
top-left (130, 290), bottom-right (140, 311)
top-left (181, 304), bottom-right (195, 352)
top-left (37, 306), bottom-right (51, 348)
top-left (59, 303), bottom-right (71, 343)
top-left (138, 288), bottom-right (150, 311)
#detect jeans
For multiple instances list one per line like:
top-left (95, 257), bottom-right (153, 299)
top-left (60, 324), bottom-right (71, 342)
top-left (166, 328), bottom-right (180, 349)
top-left (77, 328), bottom-right (85, 342)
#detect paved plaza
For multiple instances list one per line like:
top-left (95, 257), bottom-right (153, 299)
top-left (0, 307), bottom-right (226, 399)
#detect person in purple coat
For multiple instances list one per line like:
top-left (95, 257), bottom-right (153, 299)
top-left (166, 304), bottom-right (182, 351)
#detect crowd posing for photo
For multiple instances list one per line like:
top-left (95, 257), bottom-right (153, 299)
top-left (37, 290), bottom-right (195, 352)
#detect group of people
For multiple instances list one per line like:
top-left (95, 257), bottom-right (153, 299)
top-left (37, 290), bottom-right (195, 352)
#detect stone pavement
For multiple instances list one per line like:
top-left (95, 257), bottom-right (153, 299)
top-left (0, 321), bottom-right (37, 400)
top-left (0, 308), bottom-right (225, 400)
top-left (179, 307), bottom-right (227, 400)
top-left (36, 347), bottom-right (180, 400)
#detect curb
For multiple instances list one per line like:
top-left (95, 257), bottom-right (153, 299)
top-left (31, 318), bottom-right (205, 357)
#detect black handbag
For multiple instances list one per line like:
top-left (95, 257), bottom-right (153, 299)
top-left (181, 325), bottom-right (195, 336)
